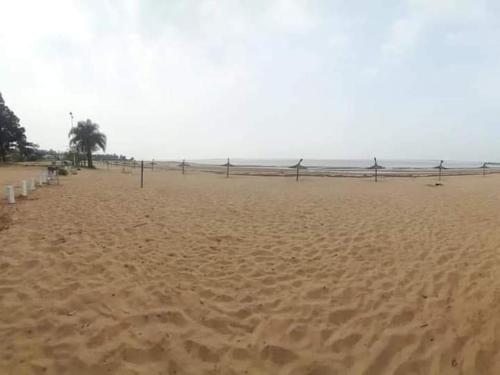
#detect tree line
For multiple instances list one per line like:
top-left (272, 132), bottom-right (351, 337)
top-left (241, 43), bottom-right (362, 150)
top-left (0, 93), bottom-right (37, 162)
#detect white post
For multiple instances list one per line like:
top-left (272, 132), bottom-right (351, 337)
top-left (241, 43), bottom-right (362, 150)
top-left (5, 185), bottom-right (15, 204)
top-left (38, 175), bottom-right (44, 186)
top-left (21, 180), bottom-right (28, 197)
top-left (30, 178), bottom-right (36, 190)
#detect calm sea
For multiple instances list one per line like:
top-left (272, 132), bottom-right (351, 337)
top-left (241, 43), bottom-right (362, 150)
top-left (180, 159), bottom-right (495, 170)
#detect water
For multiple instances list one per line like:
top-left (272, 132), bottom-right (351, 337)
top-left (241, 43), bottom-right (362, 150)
top-left (177, 159), bottom-right (494, 171)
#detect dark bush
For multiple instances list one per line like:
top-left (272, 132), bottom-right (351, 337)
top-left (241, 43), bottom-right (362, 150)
top-left (57, 167), bottom-right (68, 176)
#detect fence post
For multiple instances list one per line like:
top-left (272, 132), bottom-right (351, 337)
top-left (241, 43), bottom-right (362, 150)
top-left (296, 158), bottom-right (303, 181)
top-left (141, 160), bottom-right (144, 188)
top-left (30, 178), bottom-right (36, 191)
top-left (5, 185), bottom-right (15, 204)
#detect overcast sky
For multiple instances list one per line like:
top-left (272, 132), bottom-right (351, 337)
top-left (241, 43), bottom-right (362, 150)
top-left (0, 0), bottom-right (499, 161)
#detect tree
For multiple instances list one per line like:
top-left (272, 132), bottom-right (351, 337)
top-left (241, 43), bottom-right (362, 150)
top-left (68, 119), bottom-right (106, 168)
top-left (17, 136), bottom-right (38, 161)
top-left (0, 92), bottom-right (35, 162)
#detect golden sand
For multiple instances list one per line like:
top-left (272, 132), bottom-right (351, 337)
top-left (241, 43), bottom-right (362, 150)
top-left (1, 167), bottom-right (500, 374)
top-left (0, 166), bottom-right (46, 188)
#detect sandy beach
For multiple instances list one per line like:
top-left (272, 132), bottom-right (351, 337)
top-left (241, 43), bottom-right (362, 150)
top-left (1, 166), bottom-right (500, 374)
top-left (0, 165), bottom-right (47, 188)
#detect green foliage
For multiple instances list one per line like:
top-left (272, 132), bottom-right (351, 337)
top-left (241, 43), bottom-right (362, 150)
top-left (93, 153), bottom-right (130, 161)
top-left (0, 92), bottom-right (37, 162)
top-left (57, 167), bottom-right (68, 176)
top-left (68, 119), bottom-right (106, 168)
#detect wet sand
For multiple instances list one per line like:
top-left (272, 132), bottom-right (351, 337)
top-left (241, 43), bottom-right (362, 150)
top-left (1, 167), bottom-right (500, 374)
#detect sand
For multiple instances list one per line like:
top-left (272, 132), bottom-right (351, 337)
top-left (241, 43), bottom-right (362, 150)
top-left (0, 165), bottom-right (47, 188)
top-left (1, 166), bottom-right (500, 374)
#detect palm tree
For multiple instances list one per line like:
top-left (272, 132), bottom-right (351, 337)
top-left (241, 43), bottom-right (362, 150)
top-left (68, 119), bottom-right (106, 168)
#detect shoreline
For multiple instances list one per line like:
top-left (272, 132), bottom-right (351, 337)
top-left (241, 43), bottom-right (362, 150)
top-left (102, 160), bottom-right (499, 178)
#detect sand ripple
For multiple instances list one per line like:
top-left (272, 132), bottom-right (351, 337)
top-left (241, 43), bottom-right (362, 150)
top-left (1, 168), bottom-right (500, 374)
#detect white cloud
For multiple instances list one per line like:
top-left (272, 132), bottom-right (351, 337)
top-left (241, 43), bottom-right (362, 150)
top-left (265, 0), bottom-right (320, 34)
top-left (0, 0), bottom-right (499, 160)
top-left (381, 0), bottom-right (489, 59)
top-left (382, 17), bottom-right (422, 57)
top-left (408, 0), bottom-right (488, 23)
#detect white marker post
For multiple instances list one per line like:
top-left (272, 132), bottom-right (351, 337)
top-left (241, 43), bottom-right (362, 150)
top-left (5, 185), bottom-right (15, 204)
top-left (21, 180), bottom-right (28, 197)
top-left (30, 178), bottom-right (36, 191)
top-left (38, 175), bottom-right (44, 186)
